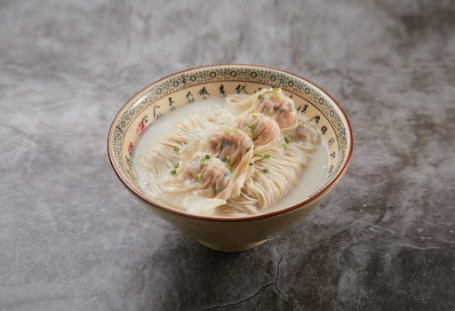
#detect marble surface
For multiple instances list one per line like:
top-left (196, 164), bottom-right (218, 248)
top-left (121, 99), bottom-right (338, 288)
top-left (1, 0), bottom-right (454, 310)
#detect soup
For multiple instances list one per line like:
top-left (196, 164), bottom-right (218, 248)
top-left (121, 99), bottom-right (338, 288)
top-left (133, 88), bottom-right (329, 217)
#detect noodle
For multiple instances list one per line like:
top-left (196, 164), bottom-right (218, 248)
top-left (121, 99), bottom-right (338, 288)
top-left (134, 88), bottom-right (320, 216)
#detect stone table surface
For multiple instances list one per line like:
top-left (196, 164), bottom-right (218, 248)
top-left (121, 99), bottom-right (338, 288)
top-left (1, 0), bottom-right (454, 310)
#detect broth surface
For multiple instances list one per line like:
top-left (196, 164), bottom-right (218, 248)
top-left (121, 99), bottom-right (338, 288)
top-left (133, 98), bottom-right (329, 214)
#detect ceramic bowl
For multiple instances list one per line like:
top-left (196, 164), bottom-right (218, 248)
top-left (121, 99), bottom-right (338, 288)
top-left (107, 64), bottom-right (353, 252)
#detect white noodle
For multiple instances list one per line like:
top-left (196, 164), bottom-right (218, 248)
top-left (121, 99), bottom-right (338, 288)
top-left (134, 88), bottom-right (320, 216)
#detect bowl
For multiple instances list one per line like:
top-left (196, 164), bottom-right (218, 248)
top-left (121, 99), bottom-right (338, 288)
top-left (107, 64), bottom-right (353, 252)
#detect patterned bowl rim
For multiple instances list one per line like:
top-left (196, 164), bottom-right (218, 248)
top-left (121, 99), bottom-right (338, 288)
top-left (107, 64), bottom-right (354, 222)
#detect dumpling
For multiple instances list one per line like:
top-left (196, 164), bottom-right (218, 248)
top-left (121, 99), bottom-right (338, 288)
top-left (205, 128), bottom-right (254, 196)
top-left (235, 112), bottom-right (280, 153)
top-left (156, 127), bottom-right (255, 214)
top-left (206, 128), bottom-right (253, 168)
top-left (252, 88), bottom-right (297, 129)
top-left (168, 153), bottom-right (234, 197)
top-left (225, 88), bottom-right (297, 130)
top-left (159, 153), bottom-right (235, 214)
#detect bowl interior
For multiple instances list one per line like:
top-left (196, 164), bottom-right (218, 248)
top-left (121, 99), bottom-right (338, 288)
top-left (108, 65), bottom-right (353, 218)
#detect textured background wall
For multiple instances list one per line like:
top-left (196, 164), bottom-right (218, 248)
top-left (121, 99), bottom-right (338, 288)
top-left (1, 0), bottom-right (454, 310)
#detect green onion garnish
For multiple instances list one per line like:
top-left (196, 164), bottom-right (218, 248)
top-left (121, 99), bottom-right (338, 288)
top-left (173, 163), bottom-right (179, 169)
top-left (171, 170), bottom-right (177, 175)
top-left (257, 94), bottom-right (263, 100)
top-left (249, 162), bottom-right (253, 166)
top-left (255, 153), bottom-right (262, 157)
top-left (284, 136), bottom-right (290, 144)
top-left (173, 145), bottom-right (179, 151)
top-left (205, 154), bottom-right (210, 159)
top-left (263, 168), bottom-right (269, 173)
top-left (252, 114), bottom-right (257, 119)
top-left (264, 154), bottom-right (270, 159)
top-left (247, 124), bottom-right (254, 129)
top-left (196, 173), bottom-right (202, 179)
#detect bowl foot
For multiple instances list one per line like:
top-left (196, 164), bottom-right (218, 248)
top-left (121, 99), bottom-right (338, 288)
top-left (197, 239), bottom-right (267, 252)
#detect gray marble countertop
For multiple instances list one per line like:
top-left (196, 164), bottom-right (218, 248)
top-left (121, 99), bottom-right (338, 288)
top-left (1, 1), bottom-right (454, 310)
